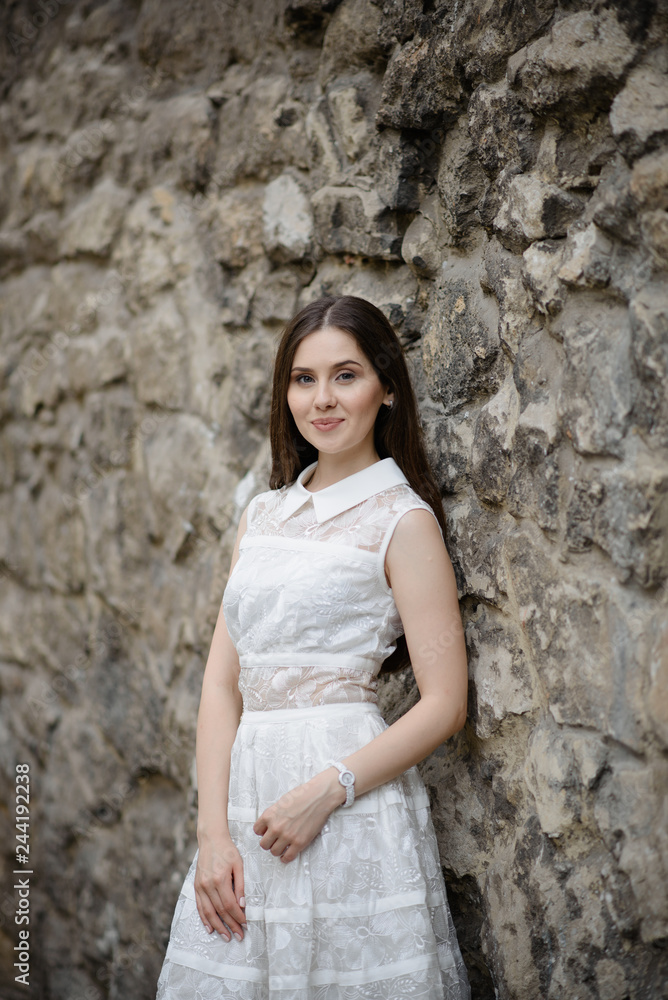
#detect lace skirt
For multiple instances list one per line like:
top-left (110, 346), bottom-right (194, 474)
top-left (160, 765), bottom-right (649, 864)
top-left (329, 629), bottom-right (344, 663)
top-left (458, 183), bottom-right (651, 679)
top-left (155, 702), bottom-right (470, 1000)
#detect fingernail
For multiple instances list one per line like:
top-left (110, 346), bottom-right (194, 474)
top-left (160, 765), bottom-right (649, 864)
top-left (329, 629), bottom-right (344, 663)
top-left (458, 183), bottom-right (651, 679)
top-left (234, 932), bottom-right (242, 942)
top-left (205, 924), bottom-right (212, 934)
top-left (239, 896), bottom-right (245, 907)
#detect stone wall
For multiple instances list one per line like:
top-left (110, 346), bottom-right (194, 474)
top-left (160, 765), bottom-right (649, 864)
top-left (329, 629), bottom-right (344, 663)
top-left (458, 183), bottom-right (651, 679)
top-left (1, 1), bottom-right (667, 997)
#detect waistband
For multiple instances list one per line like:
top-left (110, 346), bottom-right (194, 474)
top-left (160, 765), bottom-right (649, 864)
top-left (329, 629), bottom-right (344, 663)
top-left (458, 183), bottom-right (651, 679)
top-left (239, 702), bottom-right (382, 723)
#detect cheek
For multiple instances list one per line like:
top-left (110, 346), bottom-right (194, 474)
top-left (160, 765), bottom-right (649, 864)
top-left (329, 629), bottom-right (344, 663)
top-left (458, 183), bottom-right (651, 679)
top-left (351, 382), bottom-right (383, 414)
top-left (286, 387), bottom-right (301, 415)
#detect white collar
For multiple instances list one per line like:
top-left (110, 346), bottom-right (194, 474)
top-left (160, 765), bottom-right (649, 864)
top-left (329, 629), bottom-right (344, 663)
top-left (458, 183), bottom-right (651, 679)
top-left (282, 456), bottom-right (409, 523)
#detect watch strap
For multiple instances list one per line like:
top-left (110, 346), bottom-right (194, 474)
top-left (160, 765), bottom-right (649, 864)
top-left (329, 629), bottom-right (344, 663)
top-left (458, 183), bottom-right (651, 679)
top-left (326, 759), bottom-right (356, 807)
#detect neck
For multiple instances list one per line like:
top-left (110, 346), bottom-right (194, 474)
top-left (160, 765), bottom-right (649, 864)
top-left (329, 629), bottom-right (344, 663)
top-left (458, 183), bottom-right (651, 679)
top-left (305, 448), bottom-right (382, 491)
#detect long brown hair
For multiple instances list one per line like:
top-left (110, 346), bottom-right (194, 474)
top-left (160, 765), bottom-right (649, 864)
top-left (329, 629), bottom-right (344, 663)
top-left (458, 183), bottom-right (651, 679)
top-left (269, 295), bottom-right (447, 674)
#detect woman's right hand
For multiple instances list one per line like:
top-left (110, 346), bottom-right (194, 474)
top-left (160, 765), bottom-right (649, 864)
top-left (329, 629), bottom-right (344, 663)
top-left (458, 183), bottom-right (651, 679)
top-left (194, 834), bottom-right (247, 941)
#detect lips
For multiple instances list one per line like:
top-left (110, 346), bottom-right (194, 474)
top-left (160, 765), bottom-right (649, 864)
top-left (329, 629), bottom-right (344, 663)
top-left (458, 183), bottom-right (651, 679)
top-left (312, 419), bottom-right (343, 429)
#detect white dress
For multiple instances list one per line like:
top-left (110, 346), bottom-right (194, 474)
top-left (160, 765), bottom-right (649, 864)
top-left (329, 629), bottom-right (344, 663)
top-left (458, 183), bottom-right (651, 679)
top-left (156, 456), bottom-right (470, 1000)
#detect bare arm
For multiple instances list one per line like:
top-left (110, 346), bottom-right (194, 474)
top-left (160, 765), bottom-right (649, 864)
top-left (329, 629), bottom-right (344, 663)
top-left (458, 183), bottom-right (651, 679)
top-left (195, 538), bottom-right (245, 841)
top-left (193, 504), bottom-right (249, 941)
top-left (253, 507), bottom-right (468, 863)
top-left (332, 507), bottom-right (468, 795)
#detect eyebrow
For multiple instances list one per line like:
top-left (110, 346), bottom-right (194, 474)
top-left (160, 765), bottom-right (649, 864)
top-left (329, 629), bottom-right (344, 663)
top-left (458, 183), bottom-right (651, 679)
top-left (290, 359), bottom-right (363, 373)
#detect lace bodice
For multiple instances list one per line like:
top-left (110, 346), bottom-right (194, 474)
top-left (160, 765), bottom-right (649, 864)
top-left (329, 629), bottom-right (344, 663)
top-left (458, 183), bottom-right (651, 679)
top-left (222, 458), bottom-right (443, 710)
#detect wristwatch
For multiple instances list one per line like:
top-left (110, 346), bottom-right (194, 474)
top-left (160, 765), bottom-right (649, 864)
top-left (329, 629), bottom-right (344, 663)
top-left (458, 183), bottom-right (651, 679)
top-left (326, 759), bottom-right (356, 807)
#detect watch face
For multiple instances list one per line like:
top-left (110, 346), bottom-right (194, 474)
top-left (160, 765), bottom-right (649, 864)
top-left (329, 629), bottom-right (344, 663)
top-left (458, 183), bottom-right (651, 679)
top-left (340, 771), bottom-right (355, 786)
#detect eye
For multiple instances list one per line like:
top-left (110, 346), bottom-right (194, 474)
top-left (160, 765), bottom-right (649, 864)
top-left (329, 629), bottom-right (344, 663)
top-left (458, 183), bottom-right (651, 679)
top-left (293, 371), bottom-right (357, 385)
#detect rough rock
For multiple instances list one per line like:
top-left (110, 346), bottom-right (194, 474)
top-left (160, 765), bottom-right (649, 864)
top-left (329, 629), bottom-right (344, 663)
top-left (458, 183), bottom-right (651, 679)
top-left (610, 63), bottom-right (668, 161)
top-left (508, 10), bottom-right (639, 114)
top-left (376, 31), bottom-right (463, 131)
top-left (262, 171), bottom-right (314, 263)
top-left (311, 184), bottom-right (402, 258)
top-left (493, 171), bottom-right (583, 249)
top-left (422, 277), bottom-right (501, 414)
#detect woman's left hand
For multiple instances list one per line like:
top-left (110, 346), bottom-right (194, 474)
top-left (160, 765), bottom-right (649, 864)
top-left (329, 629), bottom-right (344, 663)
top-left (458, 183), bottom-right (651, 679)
top-left (253, 769), bottom-right (345, 863)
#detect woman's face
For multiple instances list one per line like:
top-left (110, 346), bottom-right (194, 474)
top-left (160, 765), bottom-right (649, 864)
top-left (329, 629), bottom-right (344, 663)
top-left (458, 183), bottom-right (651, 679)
top-left (286, 326), bottom-right (393, 462)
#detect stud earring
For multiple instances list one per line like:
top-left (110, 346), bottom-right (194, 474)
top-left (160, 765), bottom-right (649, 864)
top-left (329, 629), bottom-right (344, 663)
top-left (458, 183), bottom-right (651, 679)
top-left (386, 400), bottom-right (394, 409)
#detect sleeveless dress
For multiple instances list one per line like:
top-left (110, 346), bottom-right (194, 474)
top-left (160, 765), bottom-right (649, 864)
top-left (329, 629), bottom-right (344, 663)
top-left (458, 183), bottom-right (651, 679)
top-left (156, 456), bottom-right (470, 1000)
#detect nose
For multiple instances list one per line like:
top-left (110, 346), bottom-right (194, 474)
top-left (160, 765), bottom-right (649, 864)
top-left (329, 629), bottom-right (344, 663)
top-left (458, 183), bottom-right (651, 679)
top-left (313, 378), bottom-right (336, 408)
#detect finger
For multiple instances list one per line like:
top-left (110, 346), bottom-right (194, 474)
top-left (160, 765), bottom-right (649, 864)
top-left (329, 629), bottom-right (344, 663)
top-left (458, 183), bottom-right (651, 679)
top-left (215, 892), bottom-right (247, 939)
top-left (269, 835), bottom-right (290, 858)
top-left (196, 874), bottom-right (235, 940)
top-left (207, 876), bottom-right (247, 938)
top-left (232, 858), bottom-right (246, 922)
top-left (257, 828), bottom-right (278, 851)
top-left (196, 889), bottom-right (231, 941)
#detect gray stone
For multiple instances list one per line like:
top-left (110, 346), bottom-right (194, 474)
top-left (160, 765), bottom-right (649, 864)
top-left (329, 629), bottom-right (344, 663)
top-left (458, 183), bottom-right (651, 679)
top-left (481, 236), bottom-right (536, 352)
top-left (204, 183), bottom-right (265, 270)
top-left (250, 266), bottom-right (303, 324)
top-left (508, 10), bottom-right (638, 114)
top-left (470, 373), bottom-right (520, 506)
top-left (311, 184), bottom-right (402, 259)
top-left (422, 278), bottom-right (502, 414)
top-left (400, 193), bottom-right (444, 278)
top-left (556, 301), bottom-right (634, 459)
top-left (521, 239), bottom-right (567, 316)
top-left (502, 532), bottom-right (648, 747)
top-left (468, 82), bottom-right (537, 178)
top-left (326, 72), bottom-right (380, 163)
top-left (376, 32), bottom-right (463, 131)
top-left (317, 0), bottom-right (387, 84)
top-left (557, 222), bottom-right (614, 289)
top-left (588, 154), bottom-right (642, 245)
top-left (640, 206), bottom-right (668, 269)
top-left (610, 64), bottom-right (668, 161)
top-left (437, 119), bottom-right (488, 243)
top-left (453, 0), bottom-right (556, 85)
top-left (446, 495), bottom-right (513, 606)
top-left (262, 172), bottom-right (314, 263)
top-left (493, 170), bottom-right (584, 249)
top-left (60, 178), bottom-right (130, 258)
top-left (567, 448), bottom-right (668, 589)
top-left (467, 606), bottom-right (535, 739)
top-left (594, 750), bottom-right (668, 942)
top-left (506, 395), bottom-right (561, 535)
top-left (647, 609), bottom-right (668, 749)
top-left (628, 281), bottom-right (668, 448)
top-left (373, 128), bottom-right (431, 213)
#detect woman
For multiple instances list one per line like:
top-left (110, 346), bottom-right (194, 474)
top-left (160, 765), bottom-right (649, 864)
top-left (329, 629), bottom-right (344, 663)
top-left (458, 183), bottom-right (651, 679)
top-left (156, 295), bottom-right (471, 999)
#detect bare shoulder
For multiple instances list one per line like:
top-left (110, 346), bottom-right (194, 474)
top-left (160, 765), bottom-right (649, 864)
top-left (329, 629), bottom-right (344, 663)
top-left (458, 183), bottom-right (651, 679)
top-left (384, 506), bottom-right (452, 587)
top-left (388, 506), bottom-right (446, 556)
